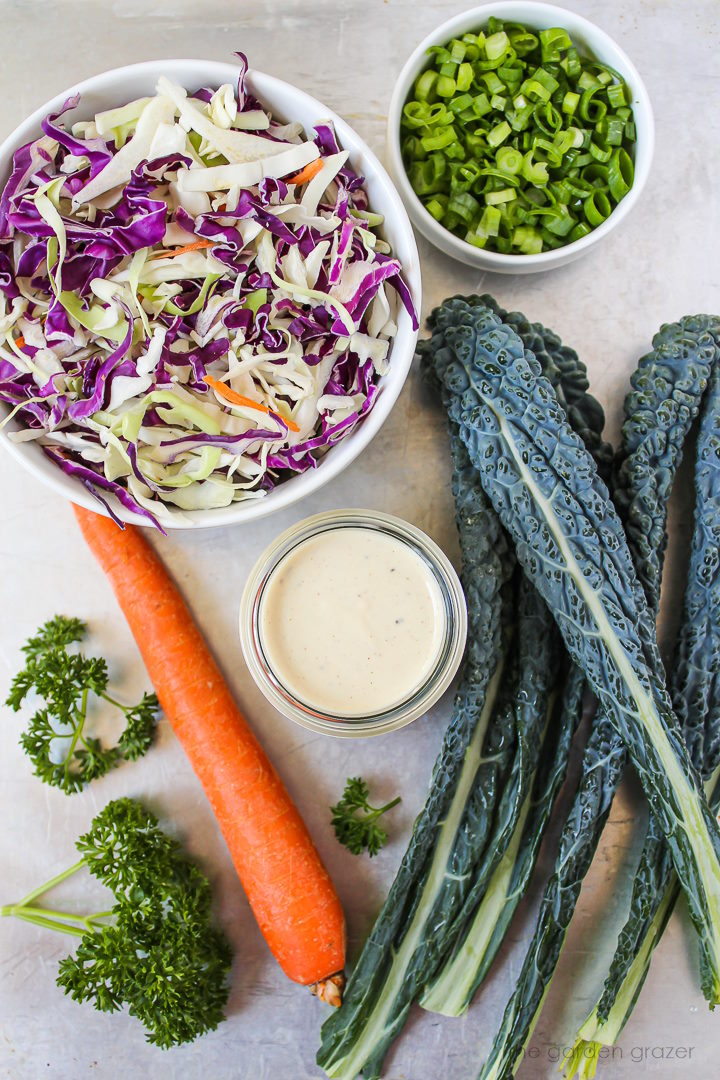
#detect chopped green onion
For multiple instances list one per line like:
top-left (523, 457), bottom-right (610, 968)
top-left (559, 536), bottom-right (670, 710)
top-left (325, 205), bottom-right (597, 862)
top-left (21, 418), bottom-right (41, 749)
top-left (498, 62), bottom-right (523, 92)
top-left (568, 220), bottom-right (593, 242)
top-left (533, 101), bottom-right (562, 136)
top-left (485, 31), bottom-right (510, 60)
top-left (472, 92), bottom-right (492, 117)
top-left (402, 101), bottom-right (429, 129)
top-left (539, 27), bottom-right (572, 61)
top-left (584, 188), bottom-right (612, 226)
top-left (496, 146), bottom-right (524, 175)
top-left (444, 141), bottom-right (466, 161)
top-left (563, 46), bottom-right (581, 79)
top-left (608, 146), bottom-right (634, 200)
top-left (402, 135), bottom-right (426, 160)
top-left (456, 62), bottom-right (474, 92)
top-left (562, 91), bottom-right (580, 116)
top-left (436, 75), bottom-right (456, 98)
top-left (480, 205), bottom-right (502, 235)
top-left (488, 120), bottom-right (512, 147)
top-left (481, 71), bottom-right (505, 95)
top-left (542, 203), bottom-right (576, 236)
top-left (522, 150), bottom-right (549, 184)
top-left (580, 87), bottom-right (608, 123)
top-left (512, 224), bottom-right (543, 253)
top-left (414, 70), bottom-right (438, 102)
top-left (510, 106), bottom-right (536, 132)
top-left (450, 40), bottom-right (466, 63)
top-left (448, 191), bottom-right (481, 224)
top-left (426, 194), bottom-right (448, 220)
top-left (485, 187), bottom-right (516, 205)
top-left (595, 115), bottom-right (625, 146)
top-left (448, 93), bottom-right (474, 114)
top-left (606, 81), bottom-right (628, 108)
top-left (420, 126), bottom-right (457, 152)
top-left (582, 162), bottom-right (610, 187)
top-left (589, 137), bottom-right (612, 163)
top-left (508, 29), bottom-right (539, 56)
top-left (464, 228), bottom-right (488, 248)
top-left (578, 70), bottom-right (601, 90)
top-left (401, 15), bottom-right (637, 254)
top-left (523, 79), bottom-right (551, 103)
top-left (532, 136), bottom-right (562, 167)
top-left (427, 45), bottom-right (451, 64)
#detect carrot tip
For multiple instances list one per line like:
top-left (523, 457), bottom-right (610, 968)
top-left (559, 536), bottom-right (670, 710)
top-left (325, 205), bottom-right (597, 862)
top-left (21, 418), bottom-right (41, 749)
top-left (309, 970), bottom-right (346, 1008)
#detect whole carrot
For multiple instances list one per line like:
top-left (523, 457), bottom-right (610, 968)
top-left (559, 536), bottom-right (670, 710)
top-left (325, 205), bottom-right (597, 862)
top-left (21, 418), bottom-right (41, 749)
top-left (73, 504), bottom-right (346, 1002)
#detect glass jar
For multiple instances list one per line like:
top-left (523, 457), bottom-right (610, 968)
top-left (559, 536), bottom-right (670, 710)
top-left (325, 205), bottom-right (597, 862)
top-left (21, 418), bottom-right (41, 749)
top-left (239, 508), bottom-right (467, 737)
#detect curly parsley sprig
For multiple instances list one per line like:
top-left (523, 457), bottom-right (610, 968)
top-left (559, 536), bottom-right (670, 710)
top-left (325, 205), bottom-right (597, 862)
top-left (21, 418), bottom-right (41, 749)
top-left (6, 615), bottom-right (158, 794)
top-left (330, 777), bottom-right (402, 857)
top-left (1, 798), bottom-right (232, 1047)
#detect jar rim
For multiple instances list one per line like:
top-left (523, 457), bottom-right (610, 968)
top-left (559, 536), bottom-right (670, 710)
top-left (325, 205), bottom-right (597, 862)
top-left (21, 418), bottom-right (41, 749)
top-left (239, 509), bottom-right (468, 738)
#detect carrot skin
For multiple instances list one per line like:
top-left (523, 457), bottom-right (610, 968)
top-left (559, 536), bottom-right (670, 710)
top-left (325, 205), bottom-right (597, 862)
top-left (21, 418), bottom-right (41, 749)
top-left (73, 504), bottom-right (346, 986)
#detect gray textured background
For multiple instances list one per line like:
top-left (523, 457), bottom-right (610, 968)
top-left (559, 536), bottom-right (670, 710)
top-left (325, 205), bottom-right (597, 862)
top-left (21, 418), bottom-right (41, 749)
top-left (1, 1), bottom-right (719, 1078)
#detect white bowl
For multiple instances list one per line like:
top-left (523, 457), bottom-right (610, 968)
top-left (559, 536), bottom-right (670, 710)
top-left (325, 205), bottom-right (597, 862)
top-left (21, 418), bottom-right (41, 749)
top-left (0, 60), bottom-right (421, 528)
top-left (386, 1), bottom-right (654, 274)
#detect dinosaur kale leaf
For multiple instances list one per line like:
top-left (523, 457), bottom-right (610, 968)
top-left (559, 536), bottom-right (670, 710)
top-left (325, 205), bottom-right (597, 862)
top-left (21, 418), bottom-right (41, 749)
top-left (564, 316), bottom-right (720, 1079)
top-left (426, 298), bottom-right (720, 1012)
top-left (318, 298), bottom-right (611, 1080)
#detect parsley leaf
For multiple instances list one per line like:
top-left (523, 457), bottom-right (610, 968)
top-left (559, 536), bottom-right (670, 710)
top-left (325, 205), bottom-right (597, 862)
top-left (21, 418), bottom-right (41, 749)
top-left (116, 692), bottom-right (159, 761)
top-left (22, 615), bottom-right (86, 659)
top-left (330, 777), bottom-right (402, 857)
top-left (6, 615), bottom-right (159, 794)
top-left (1, 798), bottom-right (232, 1048)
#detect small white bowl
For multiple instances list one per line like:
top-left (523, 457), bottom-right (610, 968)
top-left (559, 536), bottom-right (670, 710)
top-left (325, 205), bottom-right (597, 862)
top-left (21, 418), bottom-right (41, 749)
top-left (0, 60), bottom-right (421, 528)
top-left (386, 1), bottom-right (654, 274)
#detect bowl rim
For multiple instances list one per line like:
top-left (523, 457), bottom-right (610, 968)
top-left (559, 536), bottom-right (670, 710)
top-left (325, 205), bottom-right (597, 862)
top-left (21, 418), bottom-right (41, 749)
top-left (0, 58), bottom-right (421, 529)
top-left (386, 0), bottom-right (655, 269)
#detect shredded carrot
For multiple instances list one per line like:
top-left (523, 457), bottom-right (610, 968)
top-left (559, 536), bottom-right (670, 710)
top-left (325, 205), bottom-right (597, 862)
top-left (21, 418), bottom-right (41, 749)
top-left (286, 158), bottom-right (324, 186)
top-left (152, 238), bottom-right (215, 260)
top-left (14, 336), bottom-right (25, 349)
top-left (203, 374), bottom-right (300, 432)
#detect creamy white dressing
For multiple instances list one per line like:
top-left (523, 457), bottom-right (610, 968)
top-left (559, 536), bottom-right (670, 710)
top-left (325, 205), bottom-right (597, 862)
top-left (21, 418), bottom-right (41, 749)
top-left (258, 527), bottom-right (446, 716)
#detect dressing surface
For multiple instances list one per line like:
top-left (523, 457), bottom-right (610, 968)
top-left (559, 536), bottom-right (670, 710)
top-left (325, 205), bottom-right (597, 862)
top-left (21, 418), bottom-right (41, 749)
top-left (259, 527), bottom-right (446, 716)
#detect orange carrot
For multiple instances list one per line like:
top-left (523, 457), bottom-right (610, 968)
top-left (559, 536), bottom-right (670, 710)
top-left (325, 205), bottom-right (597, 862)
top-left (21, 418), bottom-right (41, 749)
top-left (73, 504), bottom-right (346, 999)
top-left (286, 158), bottom-right (324, 186)
top-left (152, 238), bottom-right (215, 260)
top-left (203, 374), bottom-right (300, 432)
top-left (14, 336), bottom-right (25, 350)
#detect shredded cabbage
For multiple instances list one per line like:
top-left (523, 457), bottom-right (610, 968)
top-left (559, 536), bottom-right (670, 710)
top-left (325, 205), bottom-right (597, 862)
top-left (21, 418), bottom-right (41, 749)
top-left (0, 55), bottom-right (417, 527)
